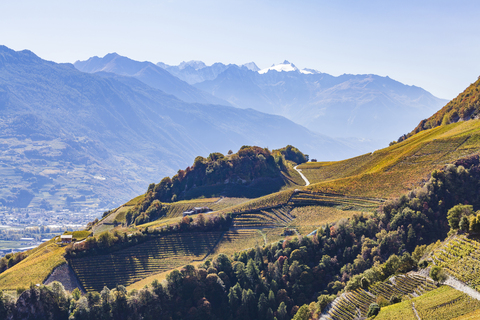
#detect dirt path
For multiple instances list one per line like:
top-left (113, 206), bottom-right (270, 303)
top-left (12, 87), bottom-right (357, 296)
top-left (294, 165), bottom-right (310, 186)
top-left (444, 275), bottom-right (480, 301)
top-left (412, 302), bottom-right (421, 320)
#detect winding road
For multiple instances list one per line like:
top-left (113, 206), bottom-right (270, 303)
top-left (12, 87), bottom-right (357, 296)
top-left (294, 165), bottom-right (310, 186)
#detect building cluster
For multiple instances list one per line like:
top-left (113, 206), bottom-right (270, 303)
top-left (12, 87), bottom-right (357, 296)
top-left (182, 207), bottom-right (212, 216)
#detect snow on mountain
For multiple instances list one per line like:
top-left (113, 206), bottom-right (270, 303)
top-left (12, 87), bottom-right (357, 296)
top-left (258, 60), bottom-right (313, 74)
top-left (242, 62), bottom-right (260, 72)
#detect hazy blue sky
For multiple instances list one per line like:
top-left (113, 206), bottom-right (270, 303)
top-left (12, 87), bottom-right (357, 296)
top-left (1, 0), bottom-right (479, 99)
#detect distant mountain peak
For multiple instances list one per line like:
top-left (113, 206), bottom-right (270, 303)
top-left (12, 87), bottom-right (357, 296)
top-left (241, 62), bottom-right (260, 72)
top-left (258, 61), bottom-right (312, 75)
top-left (178, 60), bottom-right (207, 70)
top-left (104, 52), bottom-right (119, 59)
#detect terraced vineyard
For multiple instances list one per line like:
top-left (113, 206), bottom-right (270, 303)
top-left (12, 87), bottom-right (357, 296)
top-left (376, 286), bottom-right (480, 320)
top-left (232, 207), bottom-right (294, 229)
top-left (287, 206), bottom-right (364, 235)
top-left (288, 192), bottom-right (382, 210)
top-left (321, 273), bottom-right (436, 320)
top-left (430, 235), bottom-right (480, 290)
top-left (217, 189), bottom-right (295, 215)
top-left (213, 229), bottom-right (265, 256)
top-left (69, 232), bottom-right (223, 292)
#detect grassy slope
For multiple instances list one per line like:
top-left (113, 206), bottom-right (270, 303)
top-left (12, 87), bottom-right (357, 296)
top-left (0, 232), bottom-right (90, 290)
top-left (0, 239), bottom-right (65, 289)
top-left (299, 119), bottom-right (480, 198)
top-left (287, 206), bottom-right (366, 235)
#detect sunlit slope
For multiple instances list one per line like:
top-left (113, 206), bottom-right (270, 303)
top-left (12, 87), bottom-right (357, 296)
top-left (299, 119), bottom-right (480, 198)
top-left (374, 286), bottom-right (480, 320)
top-left (0, 231), bottom-right (90, 289)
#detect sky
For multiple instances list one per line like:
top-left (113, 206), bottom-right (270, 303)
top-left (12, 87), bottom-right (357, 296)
top-left (1, 0), bottom-right (479, 99)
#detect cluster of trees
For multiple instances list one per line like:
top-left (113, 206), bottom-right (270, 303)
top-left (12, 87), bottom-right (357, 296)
top-left (151, 146), bottom-right (285, 203)
top-left (125, 200), bottom-right (168, 226)
top-left (66, 214), bottom-right (231, 258)
top-left (0, 252), bottom-right (26, 274)
top-left (275, 145), bottom-right (308, 165)
top-left (381, 155), bottom-right (480, 249)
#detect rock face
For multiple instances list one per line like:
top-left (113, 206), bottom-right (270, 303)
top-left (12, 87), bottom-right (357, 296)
top-left (12, 285), bottom-right (70, 320)
top-left (44, 263), bottom-right (85, 293)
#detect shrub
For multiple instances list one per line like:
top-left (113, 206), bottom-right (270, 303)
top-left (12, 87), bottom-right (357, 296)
top-left (430, 266), bottom-right (447, 282)
top-left (367, 303), bottom-right (381, 317)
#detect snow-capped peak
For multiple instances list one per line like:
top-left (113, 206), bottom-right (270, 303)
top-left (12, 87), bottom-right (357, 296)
top-left (258, 61), bottom-right (313, 75)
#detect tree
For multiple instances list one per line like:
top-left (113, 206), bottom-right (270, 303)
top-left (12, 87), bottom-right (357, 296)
top-left (292, 305), bottom-right (310, 320)
top-left (430, 266), bottom-right (447, 282)
top-left (360, 277), bottom-right (370, 290)
top-left (277, 302), bottom-right (287, 320)
top-left (72, 288), bottom-right (81, 301)
top-left (447, 204), bottom-right (474, 230)
top-left (258, 293), bottom-right (268, 319)
top-left (460, 216), bottom-right (470, 232)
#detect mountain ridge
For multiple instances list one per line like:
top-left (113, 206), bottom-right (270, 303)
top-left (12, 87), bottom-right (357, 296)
top-left (74, 53), bottom-right (230, 106)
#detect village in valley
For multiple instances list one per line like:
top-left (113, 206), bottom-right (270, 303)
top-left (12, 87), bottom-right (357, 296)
top-left (0, 206), bottom-right (106, 255)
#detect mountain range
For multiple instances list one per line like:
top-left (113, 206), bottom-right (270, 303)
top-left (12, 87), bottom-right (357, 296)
top-left (0, 46), bottom-right (353, 210)
top-left (191, 61), bottom-right (448, 146)
top-left (75, 55), bottom-right (448, 151)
